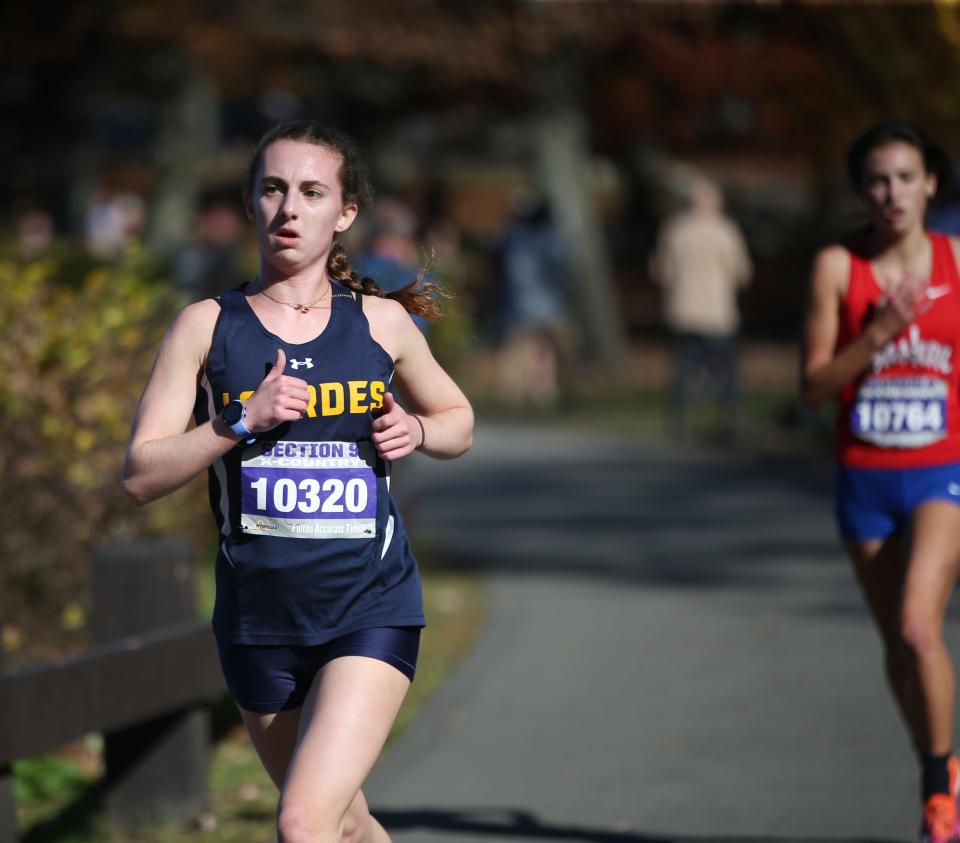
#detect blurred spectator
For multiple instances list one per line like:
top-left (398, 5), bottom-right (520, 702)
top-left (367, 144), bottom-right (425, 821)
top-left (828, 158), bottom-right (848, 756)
top-left (650, 175), bottom-right (752, 440)
top-left (495, 197), bottom-right (573, 408)
top-left (85, 189), bottom-right (145, 259)
top-left (16, 209), bottom-right (54, 260)
top-left (174, 188), bottom-right (247, 300)
top-left (355, 197), bottom-right (429, 331)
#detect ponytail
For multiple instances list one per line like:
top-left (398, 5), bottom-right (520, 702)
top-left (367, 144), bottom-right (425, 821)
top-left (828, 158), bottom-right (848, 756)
top-left (326, 242), bottom-right (447, 321)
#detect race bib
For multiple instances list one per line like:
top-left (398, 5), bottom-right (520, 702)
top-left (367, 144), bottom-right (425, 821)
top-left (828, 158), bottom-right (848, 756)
top-left (239, 441), bottom-right (377, 539)
top-left (851, 376), bottom-right (948, 448)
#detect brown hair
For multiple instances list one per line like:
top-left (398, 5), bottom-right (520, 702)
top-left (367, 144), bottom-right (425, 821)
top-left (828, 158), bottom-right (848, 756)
top-left (327, 242), bottom-right (446, 321)
top-left (248, 119), bottom-right (446, 321)
top-left (846, 121), bottom-right (952, 200)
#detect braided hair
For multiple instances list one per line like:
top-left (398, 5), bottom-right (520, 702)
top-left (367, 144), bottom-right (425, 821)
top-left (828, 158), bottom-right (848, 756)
top-left (327, 242), bottom-right (445, 321)
top-left (248, 119), bottom-right (446, 321)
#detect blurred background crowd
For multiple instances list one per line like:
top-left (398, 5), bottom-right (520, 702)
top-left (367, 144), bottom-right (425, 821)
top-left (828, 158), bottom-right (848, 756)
top-left (8, 0), bottom-right (960, 661)
top-left (5, 5), bottom-right (960, 826)
top-left (8, 1), bottom-right (960, 646)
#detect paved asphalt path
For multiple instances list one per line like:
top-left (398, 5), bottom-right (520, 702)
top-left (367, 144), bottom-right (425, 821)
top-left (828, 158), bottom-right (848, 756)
top-left (366, 421), bottom-right (960, 843)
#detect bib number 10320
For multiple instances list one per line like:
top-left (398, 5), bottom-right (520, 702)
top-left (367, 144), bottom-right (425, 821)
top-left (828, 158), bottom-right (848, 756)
top-left (239, 440), bottom-right (378, 539)
top-left (248, 476), bottom-right (369, 515)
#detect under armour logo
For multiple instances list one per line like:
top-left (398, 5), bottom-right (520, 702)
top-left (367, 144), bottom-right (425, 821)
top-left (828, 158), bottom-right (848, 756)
top-left (289, 358), bottom-right (314, 370)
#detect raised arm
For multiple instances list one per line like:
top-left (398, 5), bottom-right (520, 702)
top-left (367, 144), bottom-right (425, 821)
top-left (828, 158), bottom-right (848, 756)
top-left (122, 300), bottom-right (311, 505)
top-left (366, 296), bottom-right (474, 461)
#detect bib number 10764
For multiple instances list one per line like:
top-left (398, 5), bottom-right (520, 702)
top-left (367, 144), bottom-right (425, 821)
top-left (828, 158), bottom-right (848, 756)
top-left (853, 401), bottom-right (943, 436)
top-left (850, 376), bottom-right (948, 448)
top-left (248, 476), bottom-right (368, 515)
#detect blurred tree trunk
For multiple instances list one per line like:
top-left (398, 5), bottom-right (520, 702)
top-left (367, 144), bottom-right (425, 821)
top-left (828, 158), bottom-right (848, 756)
top-left (532, 53), bottom-right (626, 366)
top-left (148, 53), bottom-right (221, 256)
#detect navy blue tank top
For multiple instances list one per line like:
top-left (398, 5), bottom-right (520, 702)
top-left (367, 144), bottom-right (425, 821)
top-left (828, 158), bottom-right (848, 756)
top-left (194, 282), bottom-right (425, 645)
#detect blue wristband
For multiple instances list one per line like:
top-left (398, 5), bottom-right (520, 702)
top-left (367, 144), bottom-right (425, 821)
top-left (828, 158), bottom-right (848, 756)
top-left (229, 415), bottom-right (252, 437)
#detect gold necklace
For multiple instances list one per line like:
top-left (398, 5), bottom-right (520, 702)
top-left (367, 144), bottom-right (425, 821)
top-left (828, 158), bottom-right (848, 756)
top-left (258, 281), bottom-right (330, 313)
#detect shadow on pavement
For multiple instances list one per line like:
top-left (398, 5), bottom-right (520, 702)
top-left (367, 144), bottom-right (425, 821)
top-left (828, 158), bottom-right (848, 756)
top-left (417, 445), bottom-right (845, 597)
top-left (375, 805), bottom-right (904, 843)
top-left (418, 442), bottom-right (960, 619)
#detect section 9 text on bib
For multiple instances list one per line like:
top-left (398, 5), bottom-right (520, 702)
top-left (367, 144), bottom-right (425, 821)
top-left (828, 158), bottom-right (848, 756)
top-left (240, 440), bottom-right (377, 539)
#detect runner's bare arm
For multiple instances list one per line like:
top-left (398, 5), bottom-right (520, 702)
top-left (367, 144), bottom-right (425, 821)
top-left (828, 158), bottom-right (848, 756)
top-left (366, 297), bottom-right (473, 460)
top-left (122, 302), bottom-right (311, 504)
top-left (800, 246), bottom-right (910, 406)
top-left (122, 301), bottom-right (242, 504)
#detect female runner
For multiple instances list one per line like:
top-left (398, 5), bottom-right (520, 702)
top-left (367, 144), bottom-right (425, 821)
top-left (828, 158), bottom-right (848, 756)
top-left (802, 121), bottom-right (960, 843)
top-left (123, 119), bottom-right (474, 843)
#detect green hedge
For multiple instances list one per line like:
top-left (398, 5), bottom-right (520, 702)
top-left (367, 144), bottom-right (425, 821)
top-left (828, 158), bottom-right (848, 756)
top-left (0, 247), bottom-right (208, 666)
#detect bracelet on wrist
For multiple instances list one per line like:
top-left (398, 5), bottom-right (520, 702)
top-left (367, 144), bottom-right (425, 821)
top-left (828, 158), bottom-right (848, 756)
top-left (411, 413), bottom-right (426, 451)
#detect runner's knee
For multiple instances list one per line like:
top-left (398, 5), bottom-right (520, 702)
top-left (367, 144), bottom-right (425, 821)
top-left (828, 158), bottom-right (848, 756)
top-left (341, 807), bottom-right (371, 843)
top-left (277, 791), bottom-right (370, 843)
top-left (276, 800), bottom-right (343, 843)
top-left (900, 609), bottom-right (945, 660)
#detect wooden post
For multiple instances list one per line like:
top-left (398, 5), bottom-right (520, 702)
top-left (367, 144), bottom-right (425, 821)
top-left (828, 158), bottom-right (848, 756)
top-left (0, 624), bottom-right (17, 843)
top-left (92, 540), bottom-right (210, 825)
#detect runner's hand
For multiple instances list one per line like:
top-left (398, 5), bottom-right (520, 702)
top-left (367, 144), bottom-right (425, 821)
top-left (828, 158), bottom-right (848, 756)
top-left (244, 348), bottom-right (310, 432)
top-left (371, 391), bottom-right (422, 460)
top-left (872, 274), bottom-right (933, 345)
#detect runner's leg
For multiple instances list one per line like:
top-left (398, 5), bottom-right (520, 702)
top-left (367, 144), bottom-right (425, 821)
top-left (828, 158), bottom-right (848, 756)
top-left (277, 655), bottom-right (410, 843)
top-left (238, 706), bottom-right (301, 789)
top-left (901, 500), bottom-right (960, 755)
top-left (846, 533), bottom-right (925, 748)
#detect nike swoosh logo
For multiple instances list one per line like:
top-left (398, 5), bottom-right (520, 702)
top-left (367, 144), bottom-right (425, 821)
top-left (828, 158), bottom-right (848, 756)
top-left (926, 285), bottom-right (952, 300)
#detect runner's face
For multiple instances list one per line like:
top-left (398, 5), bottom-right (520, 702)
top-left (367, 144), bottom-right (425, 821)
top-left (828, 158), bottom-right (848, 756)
top-left (862, 141), bottom-right (936, 237)
top-left (247, 140), bottom-right (358, 276)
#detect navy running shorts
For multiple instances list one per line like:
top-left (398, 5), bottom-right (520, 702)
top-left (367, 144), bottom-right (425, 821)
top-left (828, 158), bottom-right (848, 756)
top-left (834, 461), bottom-right (960, 543)
top-left (216, 626), bottom-right (421, 713)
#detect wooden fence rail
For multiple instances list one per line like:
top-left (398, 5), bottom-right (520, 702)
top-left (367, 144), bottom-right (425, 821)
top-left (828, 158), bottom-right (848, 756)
top-left (0, 539), bottom-right (225, 842)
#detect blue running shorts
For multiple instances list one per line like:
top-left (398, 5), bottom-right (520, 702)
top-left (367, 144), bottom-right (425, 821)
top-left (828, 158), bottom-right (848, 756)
top-left (834, 461), bottom-right (960, 543)
top-left (216, 626), bottom-right (420, 713)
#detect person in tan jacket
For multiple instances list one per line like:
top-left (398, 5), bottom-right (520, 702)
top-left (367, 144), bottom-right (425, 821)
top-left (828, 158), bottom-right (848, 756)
top-left (651, 175), bottom-right (752, 440)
